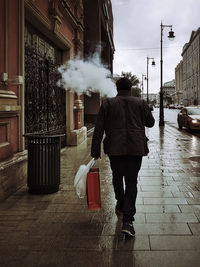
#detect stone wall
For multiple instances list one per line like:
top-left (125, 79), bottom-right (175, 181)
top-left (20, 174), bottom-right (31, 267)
top-left (0, 152), bottom-right (27, 201)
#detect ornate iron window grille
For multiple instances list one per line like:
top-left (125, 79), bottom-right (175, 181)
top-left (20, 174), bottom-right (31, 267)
top-left (25, 42), bottom-right (66, 137)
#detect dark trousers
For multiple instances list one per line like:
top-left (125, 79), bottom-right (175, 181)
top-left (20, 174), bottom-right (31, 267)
top-left (109, 155), bottom-right (142, 223)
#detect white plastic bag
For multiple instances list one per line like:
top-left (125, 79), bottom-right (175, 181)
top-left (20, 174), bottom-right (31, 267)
top-left (74, 158), bottom-right (95, 198)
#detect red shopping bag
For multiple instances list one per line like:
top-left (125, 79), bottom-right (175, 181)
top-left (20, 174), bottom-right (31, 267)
top-left (87, 168), bottom-right (101, 210)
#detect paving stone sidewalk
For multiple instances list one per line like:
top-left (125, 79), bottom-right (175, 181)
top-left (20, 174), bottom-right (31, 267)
top-left (0, 120), bottom-right (200, 267)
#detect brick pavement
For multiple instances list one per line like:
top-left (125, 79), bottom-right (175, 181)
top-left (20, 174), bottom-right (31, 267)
top-left (0, 119), bottom-right (200, 267)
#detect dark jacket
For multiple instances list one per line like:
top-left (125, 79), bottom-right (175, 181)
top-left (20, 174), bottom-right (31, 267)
top-left (91, 90), bottom-right (155, 158)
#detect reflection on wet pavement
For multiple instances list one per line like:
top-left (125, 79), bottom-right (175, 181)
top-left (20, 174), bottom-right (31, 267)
top-left (0, 121), bottom-right (200, 266)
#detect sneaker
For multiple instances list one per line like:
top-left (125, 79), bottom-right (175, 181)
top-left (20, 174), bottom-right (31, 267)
top-left (121, 222), bottom-right (135, 237)
top-left (115, 205), bottom-right (123, 216)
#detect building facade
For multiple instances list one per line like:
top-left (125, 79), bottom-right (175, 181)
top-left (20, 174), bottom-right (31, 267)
top-left (0, 0), bottom-right (114, 200)
top-left (163, 79), bottom-right (176, 106)
top-left (182, 28), bottom-right (200, 106)
top-left (83, 0), bottom-right (115, 123)
top-left (142, 93), bottom-right (157, 104)
top-left (175, 60), bottom-right (183, 105)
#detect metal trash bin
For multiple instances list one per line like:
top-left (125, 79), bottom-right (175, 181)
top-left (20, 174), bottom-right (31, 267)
top-left (24, 133), bottom-right (65, 194)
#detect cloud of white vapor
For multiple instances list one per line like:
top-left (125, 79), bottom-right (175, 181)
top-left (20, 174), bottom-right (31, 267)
top-left (57, 54), bottom-right (117, 97)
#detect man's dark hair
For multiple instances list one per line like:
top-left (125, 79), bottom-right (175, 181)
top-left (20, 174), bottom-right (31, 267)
top-left (116, 77), bottom-right (132, 91)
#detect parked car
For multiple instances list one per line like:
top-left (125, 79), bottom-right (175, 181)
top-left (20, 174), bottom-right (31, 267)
top-left (169, 104), bottom-right (175, 109)
top-left (177, 106), bottom-right (200, 130)
top-left (176, 104), bottom-right (184, 109)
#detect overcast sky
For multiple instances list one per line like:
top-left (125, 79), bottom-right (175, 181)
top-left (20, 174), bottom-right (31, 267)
top-left (112, 0), bottom-right (200, 94)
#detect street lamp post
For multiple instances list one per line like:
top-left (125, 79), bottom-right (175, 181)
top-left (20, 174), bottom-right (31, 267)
top-left (159, 21), bottom-right (175, 126)
top-left (141, 73), bottom-right (146, 99)
top-left (146, 57), bottom-right (155, 104)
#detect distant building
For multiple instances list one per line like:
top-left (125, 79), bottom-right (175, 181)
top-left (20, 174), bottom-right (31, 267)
top-left (156, 92), bottom-right (160, 105)
top-left (163, 79), bottom-right (176, 106)
top-left (182, 28), bottom-right (200, 106)
top-left (142, 93), bottom-right (157, 103)
top-left (175, 61), bottom-right (183, 105)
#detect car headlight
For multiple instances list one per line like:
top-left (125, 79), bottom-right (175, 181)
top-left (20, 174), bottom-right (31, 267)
top-left (192, 119), bottom-right (198, 123)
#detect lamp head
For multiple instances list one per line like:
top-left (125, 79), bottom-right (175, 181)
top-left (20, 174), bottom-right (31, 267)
top-left (168, 29), bottom-right (175, 40)
top-left (152, 60), bottom-right (156, 66)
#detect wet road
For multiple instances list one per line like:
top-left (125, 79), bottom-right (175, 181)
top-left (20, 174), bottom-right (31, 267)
top-left (0, 118), bottom-right (200, 266)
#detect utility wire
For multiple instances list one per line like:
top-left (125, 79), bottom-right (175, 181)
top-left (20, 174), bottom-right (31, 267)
top-left (117, 46), bottom-right (182, 51)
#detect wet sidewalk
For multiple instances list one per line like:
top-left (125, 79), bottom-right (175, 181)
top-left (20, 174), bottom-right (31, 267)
top-left (0, 119), bottom-right (200, 267)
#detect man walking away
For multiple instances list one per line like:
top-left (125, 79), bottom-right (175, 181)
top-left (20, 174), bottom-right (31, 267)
top-left (91, 77), bottom-right (155, 237)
